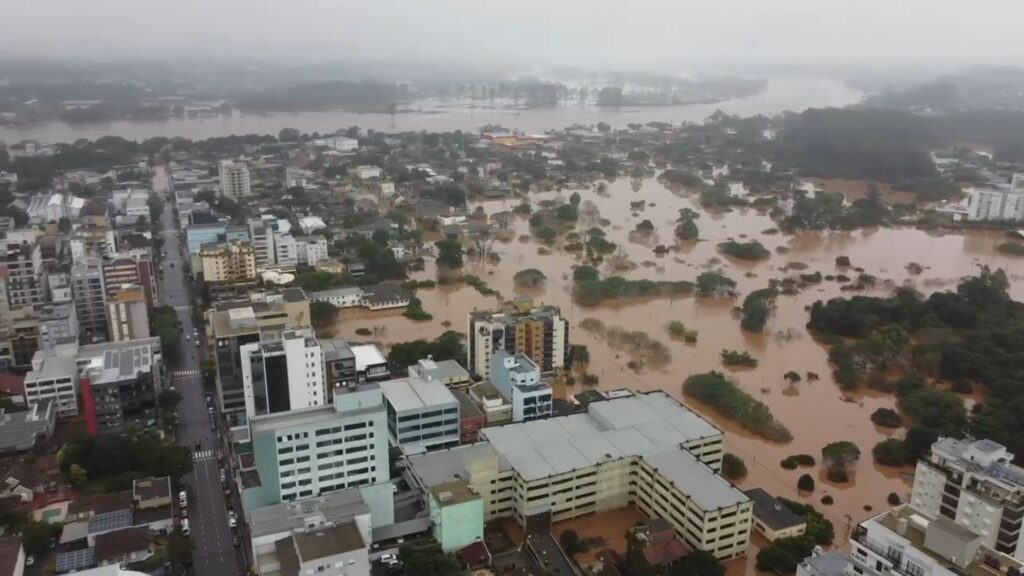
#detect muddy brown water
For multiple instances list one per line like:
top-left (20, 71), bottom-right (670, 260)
top-left (334, 175), bottom-right (1024, 551)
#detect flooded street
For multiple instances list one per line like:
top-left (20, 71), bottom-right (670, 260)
top-left (0, 76), bottom-right (861, 143)
top-left (333, 175), bottom-right (1024, 543)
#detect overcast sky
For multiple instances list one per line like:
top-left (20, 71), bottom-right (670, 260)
top-left (2, 0), bottom-right (1021, 72)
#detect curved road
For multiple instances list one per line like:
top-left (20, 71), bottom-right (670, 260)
top-left (153, 166), bottom-right (244, 576)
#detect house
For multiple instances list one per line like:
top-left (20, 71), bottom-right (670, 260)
top-left (744, 488), bottom-right (806, 541)
top-left (94, 527), bottom-right (152, 567)
top-left (349, 165), bottom-right (382, 180)
top-left (298, 216), bottom-right (327, 235)
top-left (0, 375), bottom-right (25, 407)
top-left (0, 538), bottom-right (24, 576)
top-left (2, 462), bottom-right (46, 502)
top-left (132, 477), bottom-right (171, 510)
top-left (630, 518), bottom-right (688, 570)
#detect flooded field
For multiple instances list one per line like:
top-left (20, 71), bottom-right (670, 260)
top-left (334, 175), bottom-right (1024, 544)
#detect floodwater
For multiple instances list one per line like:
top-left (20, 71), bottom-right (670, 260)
top-left (0, 76), bottom-right (862, 143)
top-left (333, 175), bottom-right (1024, 550)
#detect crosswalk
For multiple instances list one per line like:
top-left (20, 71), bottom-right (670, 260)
top-left (193, 449), bottom-right (217, 462)
top-left (173, 369), bottom-right (201, 379)
top-left (174, 305), bottom-right (191, 312)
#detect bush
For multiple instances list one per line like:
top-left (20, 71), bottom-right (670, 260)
top-left (719, 240), bottom-right (771, 261)
top-left (513, 268), bottom-right (547, 287)
top-left (560, 529), bottom-right (588, 554)
top-left (756, 537), bottom-right (816, 574)
top-left (781, 454), bottom-right (816, 469)
top-left (797, 474), bottom-right (815, 492)
top-left (835, 256), bottom-right (851, 266)
top-left (873, 438), bottom-right (908, 466)
top-left (826, 468), bottom-right (850, 483)
top-left (870, 408), bottom-right (902, 428)
top-left (720, 349), bottom-right (758, 367)
top-left (780, 458), bottom-right (799, 470)
top-left (822, 441), bottom-right (861, 468)
top-left (354, 327), bottom-right (372, 336)
top-left (583, 374), bottom-right (599, 386)
top-left (996, 242), bottom-right (1024, 256)
top-left (821, 495), bottom-right (834, 505)
top-left (888, 492), bottom-right (902, 506)
top-left (721, 453), bottom-right (748, 481)
top-left (778, 498), bottom-right (835, 545)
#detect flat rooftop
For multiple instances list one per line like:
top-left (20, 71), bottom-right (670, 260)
top-left (379, 375), bottom-right (457, 413)
top-left (78, 338), bottom-right (160, 385)
top-left (480, 391), bottom-right (721, 482)
top-left (430, 480), bottom-right (481, 507)
top-left (642, 450), bottom-right (747, 510)
top-left (247, 489), bottom-right (369, 539)
top-left (350, 343), bottom-right (386, 369)
top-left (293, 521), bottom-right (365, 560)
top-left (407, 442), bottom-right (510, 487)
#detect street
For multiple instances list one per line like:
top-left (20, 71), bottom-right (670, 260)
top-left (152, 166), bottom-right (244, 576)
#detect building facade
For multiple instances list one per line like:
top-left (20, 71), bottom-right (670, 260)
top-left (2, 240), bottom-right (46, 307)
top-left (245, 386), bottom-right (390, 507)
top-left (967, 188), bottom-right (1024, 221)
top-left (910, 438), bottom-right (1024, 559)
top-left (467, 304), bottom-right (568, 379)
top-left (71, 258), bottom-right (108, 340)
top-left (219, 160), bottom-right (252, 198)
top-left (379, 375), bottom-right (460, 452)
top-left (78, 338), bottom-right (162, 435)
top-left (24, 344), bottom-right (80, 416)
top-left (200, 240), bottom-right (258, 296)
top-left (489, 351), bottom-right (551, 422)
top-left (106, 286), bottom-right (149, 343)
top-left (241, 330), bottom-right (325, 419)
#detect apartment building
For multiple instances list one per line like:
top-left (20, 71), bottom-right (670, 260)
top-left (71, 258), bottom-right (108, 340)
top-left (78, 338), bottom-right (162, 435)
top-left (407, 391), bottom-right (749, 560)
top-left (242, 386), bottom-right (389, 509)
top-left (273, 233), bottom-right (298, 269)
top-left (467, 303), bottom-right (568, 379)
top-left (295, 236), bottom-right (329, 267)
top-left (849, 504), bottom-right (1023, 576)
top-left (911, 438), bottom-right (1024, 559)
top-left (1, 240), bottom-right (46, 307)
top-left (269, 522), bottom-right (369, 576)
top-left (379, 375), bottom-right (460, 452)
top-left (36, 301), bottom-right (79, 351)
top-left (219, 160), bottom-right (252, 198)
top-left (247, 219), bottom-right (276, 269)
top-left (200, 240), bottom-right (257, 297)
top-left (207, 289), bottom-right (311, 418)
top-left (967, 189), bottom-right (1024, 222)
top-left (102, 258), bottom-right (157, 308)
top-left (489, 350), bottom-right (551, 422)
top-left (106, 286), bottom-right (149, 342)
top-left (320, 340), bottom-right (390, 391)
top-left (25, 343), bottom-right (80, 416)
top-left (241, 330), bottom-right (325, 419)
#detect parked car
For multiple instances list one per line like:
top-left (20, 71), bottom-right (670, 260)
top-left (181, 519), bottom-right (190, 536)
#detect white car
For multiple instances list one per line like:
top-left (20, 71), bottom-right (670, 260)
top-left (179, 490), bottom-right (188, 508)
top-left (25, 556), bottom-right (34, 567)
top-left (181, 519), bottom-right (190, 536)
top-left (228, 512), bottom-right (237, 528)
top-left (379, 554), bottom-right (399, 564)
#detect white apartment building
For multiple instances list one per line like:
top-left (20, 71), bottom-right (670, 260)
top-left (244, 385), bottom-right (390, 508)
top-left (849, 504), bottom-right (1023, 576)
top-left (295, 236), bottom-right (328, 267)
top-left (200, 240), bottom-right (257, 284)
top-left (314, 136), bottom-right (359, 152)
top-left (489, 351), bottom-right (551, 422)
top-left (379, 375), bottom-right (460, 453)
top-left (219, 160), bottom-right (252, 198)
top-left (24, 343), bottom-right (80, 416)
top-left (241, 330), bottom-right (325, 419)
top-left (248, 219), bottom-right (276, 270)
top-left (967, 188), bottom-right (1024, 222)
top-left (407, 391), bottom-right (749, 560)
top-left (911, 438), bottom-right (1024, 559)
top-left (273, 233), bottom-right (298, 268)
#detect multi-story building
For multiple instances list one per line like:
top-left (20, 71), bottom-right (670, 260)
top-left (1, 240), bottom-right (46, 307)
top-left (247, 219), bottom-right (276, 270)
top-left (71, 258), bottom-right (108, 341)
top-left (69, 223), bottom-right (117, 261)
top-left (24, 342), bottom-right (80, 416)
top-left (295, 236), bottom-right (329, 268)
top-left (407, 390), bottom-right (748, 560)
top-left (268, 522), bottom-right (370, 576)
top-left (185, 223), bottom-right (250, 257)
top-left (467, 303), bottom-right (568, 379)
top-left (219, 160), bottom-right (252, 198)
top-left (246, 484), bottom-right (394, 576)
top-left (320, 340), bottom-right (391, 391)
top-left (273, 233), bottom-right (298, 269)
top-left (489, 351), bottom-right (551, 422)
top-left (967, 188), bottom-right (1024, 222)
top-left (242, 386), bottom-right (389, 509)
top-left (200, 240), bottom-right (257, 297)
top-left (102, 258), bottom-right (157, 308)
top-left (78, 337), bottom-right (162, 435)
top-left (849, 504), bottom-right (1023, 576)
top-left (6, 308), bottom-right (41, 369)
top-left (408, 357), bottom-right (470, 388)
top-left (910, 438), bottom-right (1024, 559)
top-left (241, 330), bottom-right (324, 419)
top-left (106, 286), bottom-right (149, 342)
top-left (379, 375), bottom-right (460, 452)
top-left (46, 268), bottom-right (72, 303)
top-left (208, 289), bottom-right (311, 419)
top-left (36, 301), bottom-right (79, 351)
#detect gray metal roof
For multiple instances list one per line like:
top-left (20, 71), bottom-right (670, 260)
top-left (407, 443), bottom-right (510, 487)
top-left (379, 375), bottom-right (458, 413)
top-left (480, 391), bottom-right (721, 481)
top-left (0, 399), bottom-right (53, 452)
top-left (643, 450), bottom-right (748, 510)
top-left (247, 488), bottom-right (369, 539)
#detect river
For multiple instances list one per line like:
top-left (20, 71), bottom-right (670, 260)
top-left (331, 176), bottom-right (1024, 556)
top-left (0, 76), bottom-right (862, 143)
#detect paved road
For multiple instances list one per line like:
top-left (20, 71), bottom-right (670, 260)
top-left (153, 166), bottom-right (244, 576)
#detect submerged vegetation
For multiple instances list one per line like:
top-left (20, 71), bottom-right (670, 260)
top-left (572, 265), bottom-right (694, 306)
top-left (683, 372), bottom-right (792, 442)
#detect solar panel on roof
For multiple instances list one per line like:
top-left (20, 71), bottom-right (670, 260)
top-left (56, 547), bottom-right (96, 573)
top-left (88, 509), bottom-right (133, 534)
